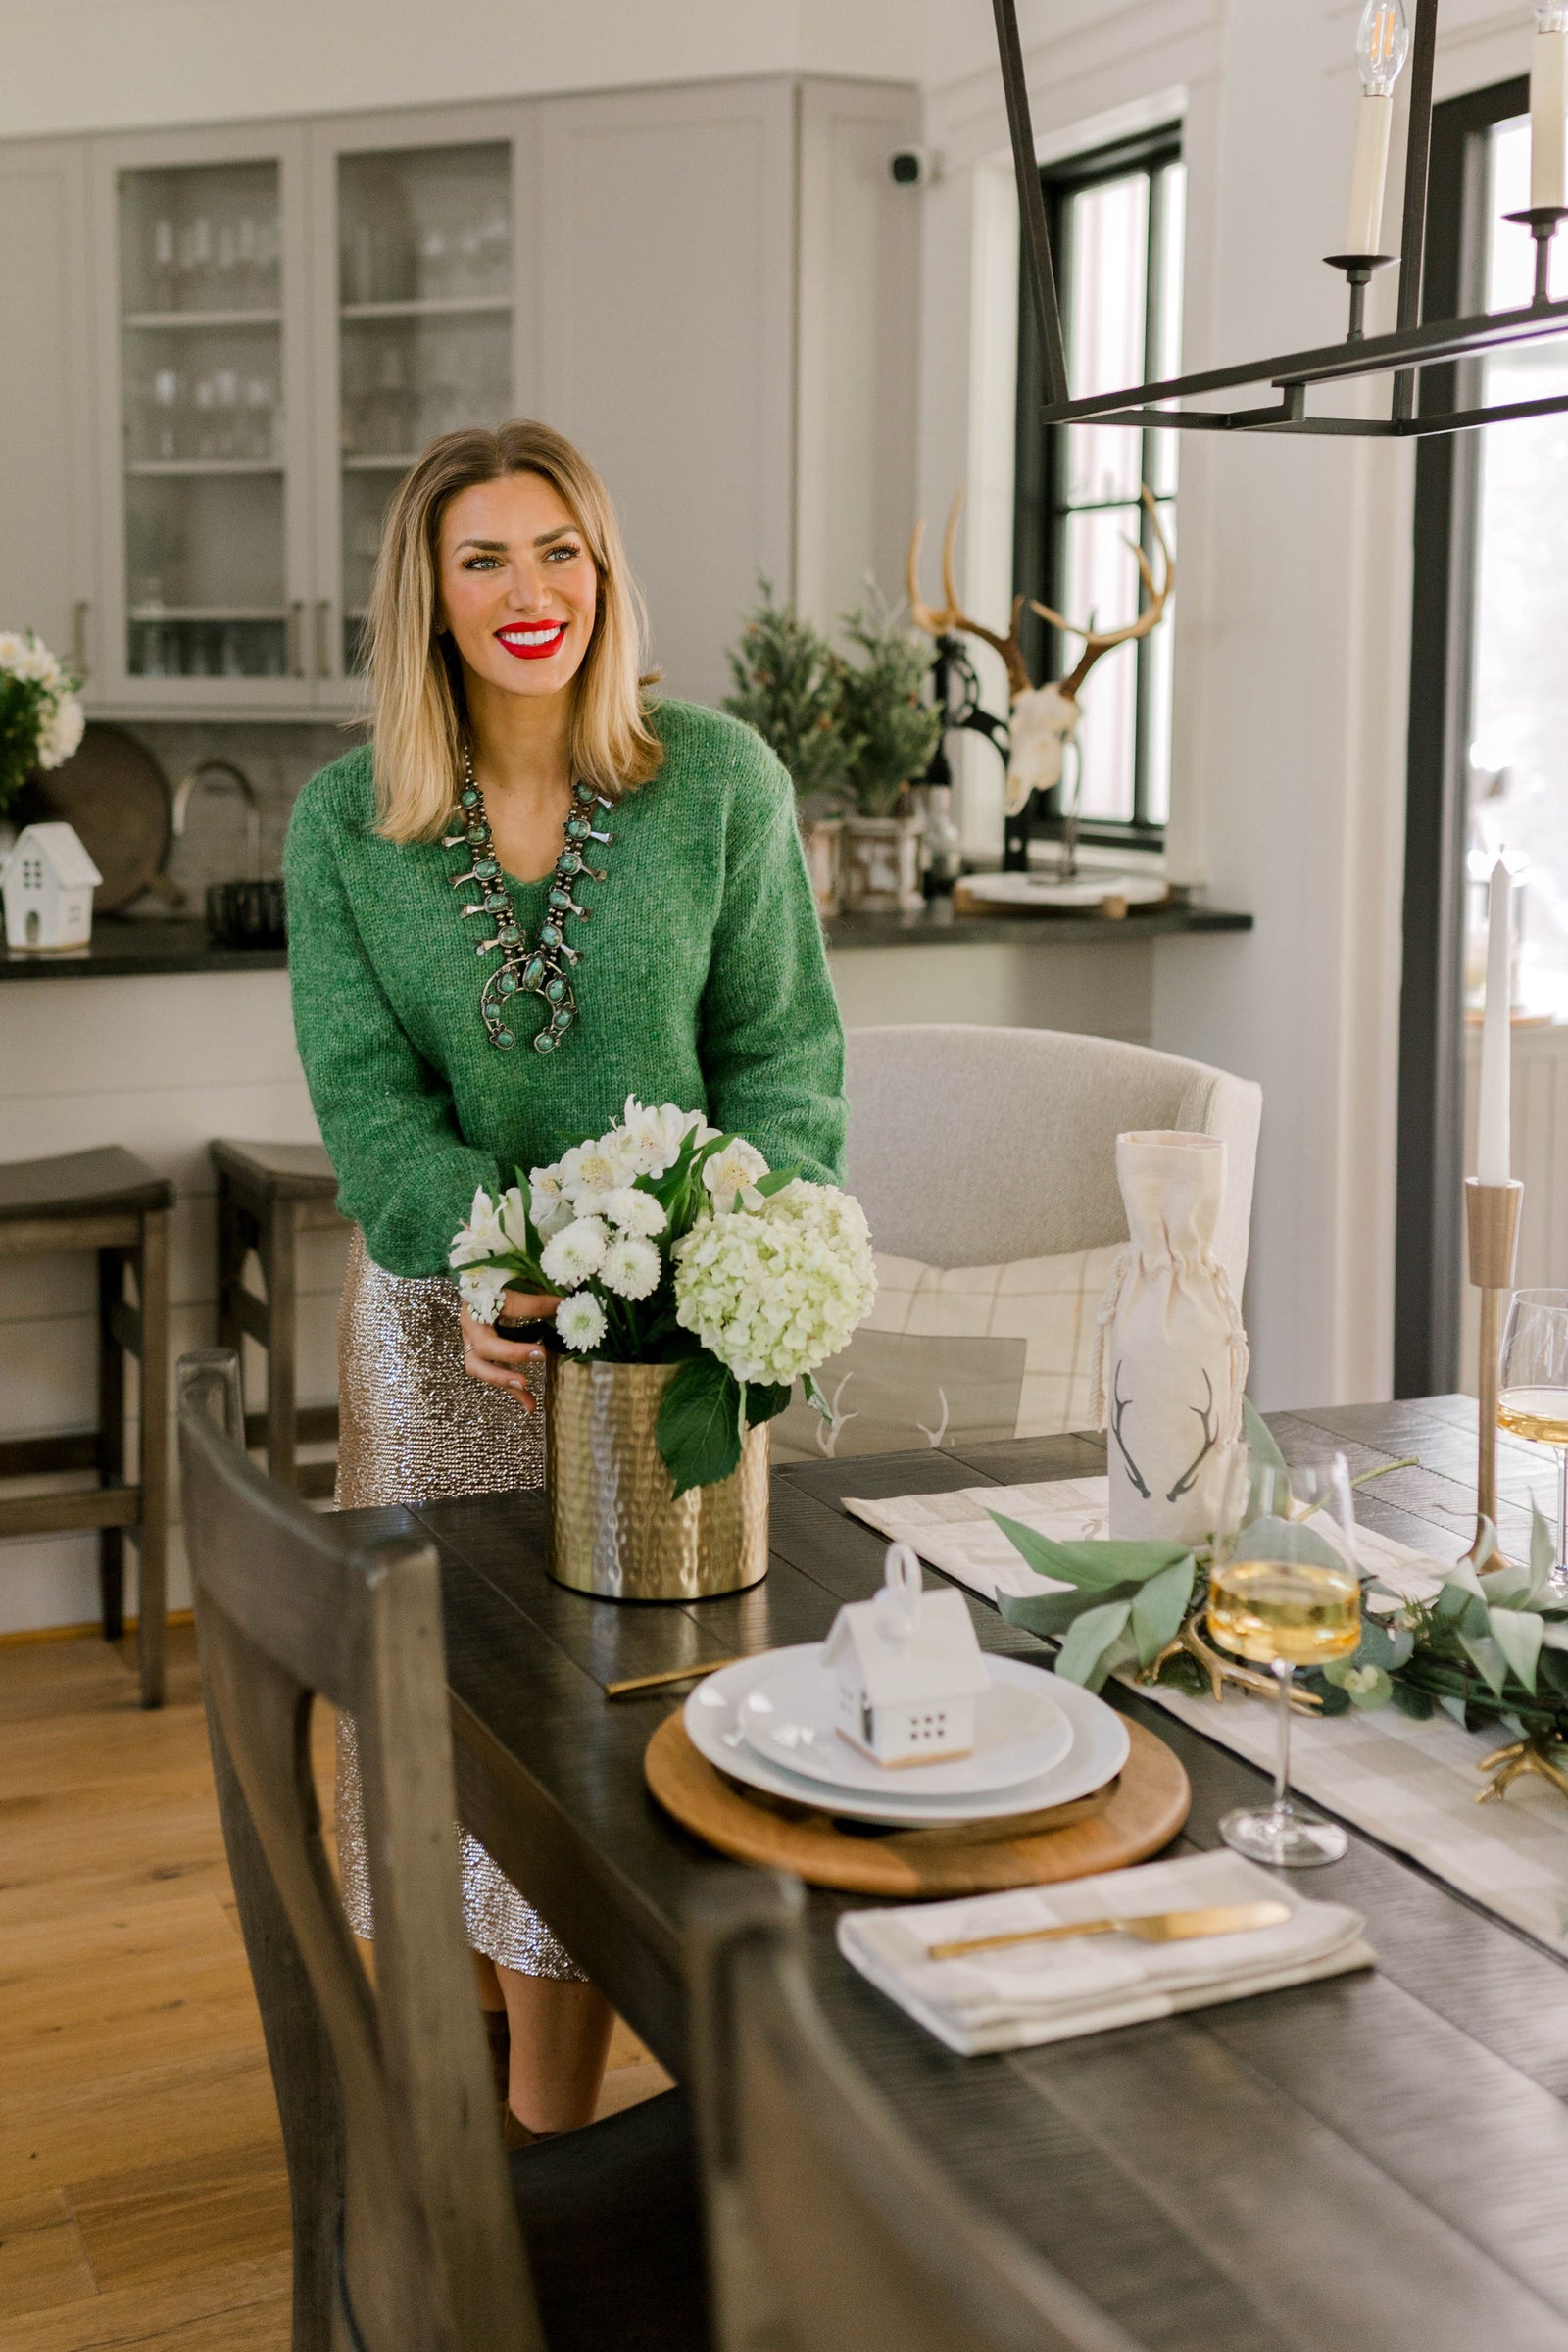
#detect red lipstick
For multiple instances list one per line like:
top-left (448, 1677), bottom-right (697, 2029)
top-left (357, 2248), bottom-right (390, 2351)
top-left (496, 621), bottom-right (568, 662)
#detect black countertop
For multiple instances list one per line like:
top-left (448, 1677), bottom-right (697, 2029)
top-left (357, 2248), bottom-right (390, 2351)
top-left (0, 901), bottom-right (1251, 983)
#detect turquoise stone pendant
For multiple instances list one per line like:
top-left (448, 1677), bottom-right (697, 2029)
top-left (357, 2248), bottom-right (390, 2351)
top-left (451, 755), bottom-right (611, 1053)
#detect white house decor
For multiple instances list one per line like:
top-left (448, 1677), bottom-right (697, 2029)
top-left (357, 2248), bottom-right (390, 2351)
top-left (823, 1542), bottom-right (989, 1766)
top-left (0, 631), bottom-right (85, 818)
top-left (1093, 1132), bottom-right (1250, 1544)
top-left (1, 822), bottom-right (103, 953)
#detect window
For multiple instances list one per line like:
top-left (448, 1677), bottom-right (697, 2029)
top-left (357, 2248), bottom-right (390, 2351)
top-left (1014, 128), bottom-right (1184, 844)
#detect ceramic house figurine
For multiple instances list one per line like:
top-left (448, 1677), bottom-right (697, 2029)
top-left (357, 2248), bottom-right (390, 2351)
top-left (823, 1543), bottom-right (990, 1767)
top-left (1, 822), bottom-right (102, 953)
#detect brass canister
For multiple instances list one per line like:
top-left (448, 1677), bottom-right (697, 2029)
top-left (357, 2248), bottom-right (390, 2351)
top-left (546, 1357), bottom-right (770, 1601)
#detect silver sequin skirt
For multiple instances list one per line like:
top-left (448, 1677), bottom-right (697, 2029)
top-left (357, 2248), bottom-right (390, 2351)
top-left (333, 1227), bottom-right (584, 1979)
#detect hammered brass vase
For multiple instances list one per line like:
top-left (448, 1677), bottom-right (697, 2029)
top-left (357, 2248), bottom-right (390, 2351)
top-left (546, 1357), bottom-right (770, 1601)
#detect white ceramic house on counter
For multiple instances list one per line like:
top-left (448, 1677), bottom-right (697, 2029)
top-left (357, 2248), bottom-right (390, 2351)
top-left (1, 822), bottom-right (101, 952)
top-left (825, 1544), bottom-right (990, 1766)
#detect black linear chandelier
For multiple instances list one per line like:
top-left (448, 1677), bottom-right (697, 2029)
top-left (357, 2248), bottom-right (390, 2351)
top-left (993, 0), bottom-right (1568, 437)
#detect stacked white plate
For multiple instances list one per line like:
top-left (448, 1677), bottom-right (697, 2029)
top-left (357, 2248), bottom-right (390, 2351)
top-left (684, 1644), bottom-right (1129, 1828)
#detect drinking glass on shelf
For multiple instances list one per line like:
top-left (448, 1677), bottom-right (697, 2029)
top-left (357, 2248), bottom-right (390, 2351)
top-left (1206, 1453), bottom-right (1361, 1868)
top-left (1497, 1289), bottom-right (1568, 1596)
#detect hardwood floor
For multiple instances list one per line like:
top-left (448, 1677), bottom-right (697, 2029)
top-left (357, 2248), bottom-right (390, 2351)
top-left (0, 1625), bottom-right (671, 2348)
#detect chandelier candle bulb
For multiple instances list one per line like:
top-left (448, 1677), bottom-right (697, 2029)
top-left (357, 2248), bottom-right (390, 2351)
top-left (1476, 860), bottom-right (1512, 1187)
top-left (1532, 4), bottom-right (1568, 212)
top-left (1346, 94), bottom-right (1396, 257)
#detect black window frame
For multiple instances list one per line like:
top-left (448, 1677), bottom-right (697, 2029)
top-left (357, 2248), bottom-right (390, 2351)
top-left (1395, 74), bottom-right (1527, 1397)
top-left (1013, 122), bottom-right (1183, 851)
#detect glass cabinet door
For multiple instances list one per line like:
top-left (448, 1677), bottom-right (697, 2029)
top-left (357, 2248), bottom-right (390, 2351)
top-left (333, 139), bottom-right (514, 678)
top-left (116, 156), bottom-right (295, 687)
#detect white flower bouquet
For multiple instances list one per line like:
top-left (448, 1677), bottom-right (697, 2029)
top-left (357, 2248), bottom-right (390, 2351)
top-left (451, 1099), bottom-right (876, 1494)
top-left (0, 631), bottom-right (85, 813)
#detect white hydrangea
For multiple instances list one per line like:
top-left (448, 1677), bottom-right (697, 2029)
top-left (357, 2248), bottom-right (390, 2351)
top-left (600, 1187), bottom-right (666, 1239)
top-left (450, 1185), bottom-right (510, 1268)
top-left (38, 692), bottom-right (84, 769)
top-left (672, 1181), bottom-right (876, 1387)
top-left (600, 1234), bottom-right (662, 1300)
top-left (702, 1137), bottom-right (769, 1213)
top-left (0, 629), bottom-right (84, 775)
top-left (457, 1264), bottom-right (512, 1324)
top-left (557, 1292), bottom-right (608, 1351)
top-left (540, 1214), bottom-right (609, 1290)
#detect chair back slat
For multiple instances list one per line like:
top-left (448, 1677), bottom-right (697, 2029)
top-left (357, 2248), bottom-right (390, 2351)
top-left (690, 1876), bottom-right (1144, 2352)
top-left (177, 1351), bottom-right (540, 2352)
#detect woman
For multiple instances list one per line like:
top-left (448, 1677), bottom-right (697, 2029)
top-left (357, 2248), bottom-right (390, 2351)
top-left (284, 419), bottom-right (845, 2142)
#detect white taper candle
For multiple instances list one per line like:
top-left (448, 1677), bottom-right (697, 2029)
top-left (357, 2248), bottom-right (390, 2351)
top-left (1346, 92), bottom-right (1395, 256)
top-left (1476, 859), bottom-right (1512, 1187)
top-left (1531, 16), bottom-right (1568, 212)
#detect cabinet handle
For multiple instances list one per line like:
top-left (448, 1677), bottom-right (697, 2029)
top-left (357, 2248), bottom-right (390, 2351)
top-left (316, 598), bottom-right (332, 679)
top-left (71, 599), bottom-right (90, 684)
top-left (287, 599), bottom-right (305, 678)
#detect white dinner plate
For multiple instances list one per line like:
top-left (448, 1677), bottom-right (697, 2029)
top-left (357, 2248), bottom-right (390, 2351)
top-left (684, 1645), bottom-right (1129, 1827)
top-left (738, 1653), bottom-right (1073, 1796)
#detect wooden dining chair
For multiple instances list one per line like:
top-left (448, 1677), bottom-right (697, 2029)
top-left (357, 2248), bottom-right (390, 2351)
top-left (176, 1348), bottom-right (709, 2352)
top-left (688, 1873), bottom-right (1143, 2352)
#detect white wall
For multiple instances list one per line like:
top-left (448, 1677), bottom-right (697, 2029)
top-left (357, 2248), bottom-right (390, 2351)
top-left (914, 0), bottom-right (1539, 1412)
top-left (0, 0), bottom-right (923, 141)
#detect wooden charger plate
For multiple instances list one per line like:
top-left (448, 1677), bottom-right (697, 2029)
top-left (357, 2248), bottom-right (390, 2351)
top-left (644, 1711), bottom-right (1190, 1897)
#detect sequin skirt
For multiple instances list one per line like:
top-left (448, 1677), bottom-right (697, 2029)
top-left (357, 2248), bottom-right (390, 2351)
top-left (333, 1228), bottom-right (583, 1979)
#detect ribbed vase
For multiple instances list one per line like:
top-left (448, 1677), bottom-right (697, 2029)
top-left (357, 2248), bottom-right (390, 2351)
top-left (546, 1357), bottom-right (770, 1601)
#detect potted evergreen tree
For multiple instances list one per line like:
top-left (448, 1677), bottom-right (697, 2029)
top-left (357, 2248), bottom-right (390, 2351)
top-left (722, 579), bottom-right (854, 918)
top-left (836, 598), bottom-right (944, 914)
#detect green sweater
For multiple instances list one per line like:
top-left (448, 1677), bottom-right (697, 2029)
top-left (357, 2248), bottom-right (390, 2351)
top-left (283, 700), bottom-right (847, 1279)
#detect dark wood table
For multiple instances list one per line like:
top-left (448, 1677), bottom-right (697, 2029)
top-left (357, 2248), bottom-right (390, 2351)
top-left (341, 1398), bottom-right (1568, 2352)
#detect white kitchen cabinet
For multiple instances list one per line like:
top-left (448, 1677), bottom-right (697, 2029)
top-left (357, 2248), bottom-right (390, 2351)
top-left (0, 141), bottom-right (97, 676)
top-left (41, 74), bottom-right (917, 723)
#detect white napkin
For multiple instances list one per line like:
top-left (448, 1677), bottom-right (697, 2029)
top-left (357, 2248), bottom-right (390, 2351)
top-left (837, 1849), bottom-right (1375, 2056)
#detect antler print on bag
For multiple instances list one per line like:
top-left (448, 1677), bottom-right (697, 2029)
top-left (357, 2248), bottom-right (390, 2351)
top-left (1165, 1369), bottom-right (1218, 1504)
top-left (1107, 1362), bottom-right (1151, 1499)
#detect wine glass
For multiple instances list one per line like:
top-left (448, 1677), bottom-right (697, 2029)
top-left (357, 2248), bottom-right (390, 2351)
top-left (1207, 1453), bottom-right (1361, 1868)
top-left (1498, 1288), bottom-right (1568, 1597)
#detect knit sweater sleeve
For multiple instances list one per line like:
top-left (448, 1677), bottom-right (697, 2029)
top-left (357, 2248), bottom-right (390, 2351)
top-left (283, 774), bottom-right (502, 1278)
top-left (698, 748), bottom-right (847, 1186)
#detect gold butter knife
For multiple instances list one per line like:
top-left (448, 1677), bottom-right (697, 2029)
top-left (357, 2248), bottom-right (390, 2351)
top-left (926, 1899), bottom-right (1292, 1961)
top-left (604, 1657), bottom-right (744, 1699)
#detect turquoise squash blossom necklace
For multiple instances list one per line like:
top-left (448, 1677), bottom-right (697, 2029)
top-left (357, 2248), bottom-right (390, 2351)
top-left (444, 744), bottom-right (614, 1054)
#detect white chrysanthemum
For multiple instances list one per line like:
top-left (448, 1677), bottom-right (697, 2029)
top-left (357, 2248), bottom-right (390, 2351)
top-left (702, 1137), bottom-right (769, 1213)
top-left (540, 1215), bottom-right (609, 1289)
top-left (559, 1135), bottom-right (632, 1204)
top-left (450, 1185), bottom-right (510, 1268)
top-left (9, 637), bottom-right (56, 684)
top-left (600, 1186), bottom-right (667, 1239)
top-left (600, 1234), bottom-right (662, 1300)
top-left (557, 1291), bottom-right (608, 1351)
top-left (672, 1181), bottom-right (876, 1387)
top-left (616, 1097), bottom-right (717, 1178)
top-left (0, 634), bottom-right (24, 671)
top-left (457, 1264), bottom-right (511, 1324)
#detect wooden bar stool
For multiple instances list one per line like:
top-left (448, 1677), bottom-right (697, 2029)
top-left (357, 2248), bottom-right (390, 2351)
top-left (0, 1148), bottom-right (174, 1708)
top-left (211, 1140), bottom-right (344, 1499)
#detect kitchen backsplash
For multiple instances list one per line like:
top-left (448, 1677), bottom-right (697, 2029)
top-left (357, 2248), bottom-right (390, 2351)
top-left (118, 719), bottom-right (369, 907)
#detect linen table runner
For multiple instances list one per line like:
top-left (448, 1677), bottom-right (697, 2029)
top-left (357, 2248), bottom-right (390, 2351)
top-left (844, 1476), bottom-right (1568, 1958)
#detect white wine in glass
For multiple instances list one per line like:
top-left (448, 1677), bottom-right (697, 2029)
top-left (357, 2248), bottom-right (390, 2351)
top-left (1207, 1456), bottom-right (1360, 1868)
top-left (1497, 1289), bottom-right (1568, 1596)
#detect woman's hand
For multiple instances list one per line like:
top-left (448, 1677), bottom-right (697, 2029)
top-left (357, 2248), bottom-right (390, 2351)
top-left (460, 1290), bottom-right (560, 1406)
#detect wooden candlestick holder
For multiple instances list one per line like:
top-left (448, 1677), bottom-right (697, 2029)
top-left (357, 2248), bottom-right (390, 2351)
top-left (1464, 1176), bottom-right (1523, 1560)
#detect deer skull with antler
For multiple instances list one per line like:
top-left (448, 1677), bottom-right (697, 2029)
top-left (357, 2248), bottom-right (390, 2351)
top-left (907, 486), bottom-right (1174, 818)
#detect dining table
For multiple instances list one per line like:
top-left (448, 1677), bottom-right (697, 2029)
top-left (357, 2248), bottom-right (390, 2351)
top-left (337, 1396), bottom-right (1568, 2352)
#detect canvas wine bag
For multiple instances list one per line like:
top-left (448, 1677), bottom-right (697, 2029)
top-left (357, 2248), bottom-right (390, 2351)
top-left (1092, 1131), bottom-right (1250, 1543)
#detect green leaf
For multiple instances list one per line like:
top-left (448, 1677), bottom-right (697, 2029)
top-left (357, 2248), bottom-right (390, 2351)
top-left (1532, 1502), bottom-right (1556, 1590)
top-left (1298, 1668), bottom-right (1352, 1717)
top-left (1243, 1397), bottom-right (1291, 1493)
top-left (1322, 1658), bottom-right (1393, 1707)
top-left (802, 1371), bottom-right (832, 1423)
top-left (1468, 1514), bottom-right (1499, 1574)
top-left (1130, 1556), bottom-right (1197, 1668)
top-left (1488, 1607), bottom-right (1544, 1695)
top-left (744, 1381), bottom-right (793, 1428)
top-left (988, 1512), bottom-right (1190, 1590)
top-left (1000, 1581), bottom-right (1144, 1641)
top-left (656, 1355), bottom-right (745, 1497)
top-left (1054, 1600), bottom-right (1133, 1691)
top-left (754, 1166), bottom-right (802, 1199)
top-left (1388, 1677), bottom-right (1436, 1720)
top-left (1457, 1632), bottom-right (1511, 1698)
top-left (1352, 1613), bottom-right (1413, 1673)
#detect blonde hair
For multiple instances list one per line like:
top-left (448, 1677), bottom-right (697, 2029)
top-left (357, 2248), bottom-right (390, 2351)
top-left (367, 418), bottom-right (663, 842)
